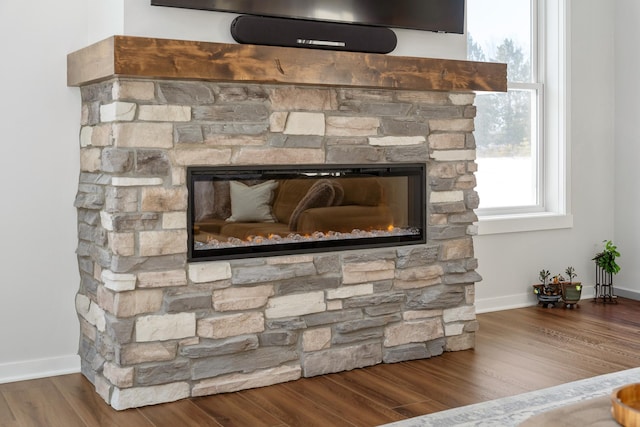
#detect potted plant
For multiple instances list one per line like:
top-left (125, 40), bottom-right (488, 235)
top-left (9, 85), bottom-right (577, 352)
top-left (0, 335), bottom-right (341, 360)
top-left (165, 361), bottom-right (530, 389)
top-left (561, 267), bottom-right (582, 307)
top-left (593, 240), bottom-right (621, 275)
top-left (533, 269), bottom-right (561, 307)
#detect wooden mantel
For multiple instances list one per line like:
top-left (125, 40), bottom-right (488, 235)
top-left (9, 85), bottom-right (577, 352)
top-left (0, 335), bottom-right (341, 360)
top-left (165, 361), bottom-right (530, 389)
top-left (68, 36), bottom-right (506, 92)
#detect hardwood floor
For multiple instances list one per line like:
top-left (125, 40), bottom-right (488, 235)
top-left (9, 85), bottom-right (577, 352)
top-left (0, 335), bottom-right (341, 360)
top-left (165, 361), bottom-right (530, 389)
top-left (2, 298), bottom-right (640, 427)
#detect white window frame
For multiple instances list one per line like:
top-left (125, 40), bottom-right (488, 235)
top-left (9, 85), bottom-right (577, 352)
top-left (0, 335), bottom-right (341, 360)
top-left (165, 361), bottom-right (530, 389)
top-left (475, 0), bottom-right (573, 235)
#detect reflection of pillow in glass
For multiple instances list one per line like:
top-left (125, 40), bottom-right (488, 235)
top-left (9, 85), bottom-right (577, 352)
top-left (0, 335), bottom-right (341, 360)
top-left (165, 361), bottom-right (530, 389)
top-left (226, 180), bottom-right (278, 223)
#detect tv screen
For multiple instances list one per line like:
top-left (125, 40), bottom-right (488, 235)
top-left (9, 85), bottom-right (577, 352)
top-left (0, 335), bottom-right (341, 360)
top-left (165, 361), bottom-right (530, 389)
top-left (151, 0), bottom-right (465, 34)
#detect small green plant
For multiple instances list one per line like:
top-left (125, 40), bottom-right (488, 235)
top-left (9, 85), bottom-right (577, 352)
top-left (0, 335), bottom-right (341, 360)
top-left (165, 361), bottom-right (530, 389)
top-left (565, 266), bottom-right (577, 283)
top-left (538, 269), bottom-right (550, 285)
top-left (593, 240), bottom-right (621, 275)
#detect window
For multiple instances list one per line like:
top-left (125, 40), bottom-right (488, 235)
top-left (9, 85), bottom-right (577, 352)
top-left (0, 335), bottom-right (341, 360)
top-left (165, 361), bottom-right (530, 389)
top-left (467, 0), bottom-right (571, 233)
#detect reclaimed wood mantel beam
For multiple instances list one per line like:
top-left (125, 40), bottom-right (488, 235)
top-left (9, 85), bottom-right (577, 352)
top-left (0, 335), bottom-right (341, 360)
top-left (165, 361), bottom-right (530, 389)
top-left (67, 35), bottom-right (507, 92)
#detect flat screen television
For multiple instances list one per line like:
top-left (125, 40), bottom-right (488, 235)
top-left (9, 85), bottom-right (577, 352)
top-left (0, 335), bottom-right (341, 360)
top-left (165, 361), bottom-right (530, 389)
top-left (151, 0), bottom-right (465, 34)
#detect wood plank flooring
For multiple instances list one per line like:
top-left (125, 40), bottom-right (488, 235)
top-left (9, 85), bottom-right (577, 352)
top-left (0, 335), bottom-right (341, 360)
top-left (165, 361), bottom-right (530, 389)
top-left (2, 298), bottom-right (639, 427)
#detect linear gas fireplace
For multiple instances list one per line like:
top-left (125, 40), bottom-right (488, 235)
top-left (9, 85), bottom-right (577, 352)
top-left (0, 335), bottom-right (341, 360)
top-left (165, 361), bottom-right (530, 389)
top-left (188, 164), bottom-right (426, 261)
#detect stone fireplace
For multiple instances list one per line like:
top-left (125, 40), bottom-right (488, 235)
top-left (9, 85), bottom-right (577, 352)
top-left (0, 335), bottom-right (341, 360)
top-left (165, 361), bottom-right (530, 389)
top-left (68, 36), bottom-right (505, 410)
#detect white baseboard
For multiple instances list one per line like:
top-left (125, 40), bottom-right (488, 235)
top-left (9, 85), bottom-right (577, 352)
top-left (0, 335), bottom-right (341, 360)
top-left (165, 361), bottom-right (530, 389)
top-left (476, 288), bottom-right (597, 314)
top-left (612, 287), bottom-right (640, 300)
top-left (0, 354), bottom-right (80, 384)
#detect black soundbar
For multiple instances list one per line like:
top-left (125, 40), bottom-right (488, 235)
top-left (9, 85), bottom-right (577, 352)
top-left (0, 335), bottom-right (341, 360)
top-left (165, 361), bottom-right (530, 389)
top-left (231, 15), bottom-right (397, 54)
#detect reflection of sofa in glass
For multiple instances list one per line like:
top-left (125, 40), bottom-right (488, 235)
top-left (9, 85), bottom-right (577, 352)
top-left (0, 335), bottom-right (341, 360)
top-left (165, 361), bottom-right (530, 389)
top-left (195, 177), bottom-right (394, 241)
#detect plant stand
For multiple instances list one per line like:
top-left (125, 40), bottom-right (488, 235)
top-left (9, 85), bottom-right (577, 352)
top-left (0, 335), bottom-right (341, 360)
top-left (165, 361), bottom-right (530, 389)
top-left (593, 265), bottom-right (618, 304)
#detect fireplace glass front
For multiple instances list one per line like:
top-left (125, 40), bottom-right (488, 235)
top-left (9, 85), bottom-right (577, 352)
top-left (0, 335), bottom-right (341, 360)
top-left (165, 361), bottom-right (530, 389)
top-left (187, 164), bottom-right (426, 261)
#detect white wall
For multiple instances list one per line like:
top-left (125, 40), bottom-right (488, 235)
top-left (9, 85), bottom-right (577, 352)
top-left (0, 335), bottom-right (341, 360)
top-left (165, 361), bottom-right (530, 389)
top-left (474, 0), bottom-right (617, 311)
top-left (0, 1), bottom-right (87, 381)
top-left (614, 1), bottom-right (640, 298)
top-left (0, 0), bottom-right (621, 382)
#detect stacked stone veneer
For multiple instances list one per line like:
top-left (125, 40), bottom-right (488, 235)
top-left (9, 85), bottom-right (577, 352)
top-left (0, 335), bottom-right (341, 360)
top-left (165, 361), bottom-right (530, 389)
top-left (74, 77), bottom-right (481, 410)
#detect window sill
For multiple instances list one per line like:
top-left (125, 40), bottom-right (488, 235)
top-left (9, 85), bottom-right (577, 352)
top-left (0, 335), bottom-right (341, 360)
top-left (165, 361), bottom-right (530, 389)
top-left (477, 212), bottom-right (574, 236)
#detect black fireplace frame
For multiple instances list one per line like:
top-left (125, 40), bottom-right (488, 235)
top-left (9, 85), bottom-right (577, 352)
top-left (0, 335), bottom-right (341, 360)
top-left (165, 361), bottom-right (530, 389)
top-left (187, 163), bottom-right (426, 261)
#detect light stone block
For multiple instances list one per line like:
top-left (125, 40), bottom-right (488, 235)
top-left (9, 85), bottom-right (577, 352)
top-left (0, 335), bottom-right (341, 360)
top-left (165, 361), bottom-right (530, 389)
top-left (232, 148), bottom-right (325, 165)
top-left (303, 328), bottom-right (332, 352)
top-left (431, 150), bottom-right (476, 162)
top-left (76, 294), bottom-right (106, 332)
top-left (103, 362), bottom-right (134, 388)
top-left (326, 300), bottom-right (343, 311)
top-left (403, 309), bottom-right (443, 321)
top-left (135, 313), bottom-right (196, 342)
top-left (188, 262), bottom-right (232, 283)
top-left (394, 265), bottom-right (444, 290)
top-left (395, 265), bottom-right (443, 282)
top-left (80, 148), bottom-right (101, 172)
top-left (138, 105), bottom-right (191, 122)
top-left (137, 270), bottom-right (187, 288)
top-left (441, 238), bottom-right (474, 261)
top-left (269, 112), bottom-right (288, 132)
top-left (445, 323), bottom-right (465, 336)
top-left (111, 382), bottom-right (191, 410)
top-left (94, 375), bottom-right (111, 403)
top-left (430, 191), bottom-right (464, 203)
top-left (192, 365), bottom-right (301, 397)
top-left (139, 230), bottom-right (187, 256)
top-left (100, 102), bottom-right (136, 122)
top-left (100, 211), bottom-right (114, 231)
top-left (141, 187), bottom-right (188, 212)
top-left (269, 87), bottom-right (337, 111)
top-left (80, 126), bottom-right (93, 147)
top-left (325, 116), bottom-right (379, 136)
top-left (108, 232), bottom-right (135, 256)
top-left (213, 285), bottom-right (274, 311)
top-left (204, 135), bottom-right (265, 146)
top-left (443, 305), bottom-right (476, 323)
top-left (101, 270), bottom-right (136, 292)
top-left (326, 284), bottom-right (374, 300)
top-left (283, 112), bottom-right (325, 135)
top-left (429, 118), bottom-right (474, 132)
top-left (91, 124), bottom-right (112, 147)
top-left (162, 212), bottom-right (187, 229)
top-left (302, 342), bottom-right (382, 377)
top-left (265, 292), bottom-right (326, 319)
top-left (396, 91), bottom-right (450, 104)
top-left (368, 136), bottom-right (426, 146)
top-left (429, 133), bottom-right (466, 150)
top-left (97, 286), bottom-right (115, 314)
top-left (449, 93), bottom-right (476, 105)
top-left (197, 312), bottom-right (265, 339)
top-left (266, 255), bottom-right (314, 265)
top-left (456, 175), bottom-right (477, 190)
top-left (113, 122), bottom-right (173, 148)
top-left (342, 260), bottom-right (395, 285)
top-left (172, 148), bottom-right (233, 167)
top-left (111, 177), bottom-right (164, 187)
top-left (119, 342), bottom-right (177, 365)
top-left (446, 333), bottom-right (475, 351)
top-left (112, 290), bottom-right (164, 317)
top-left (384, 319), bottom-right (444, 347)
top-left (112, 81), bottom-right (155, 101)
